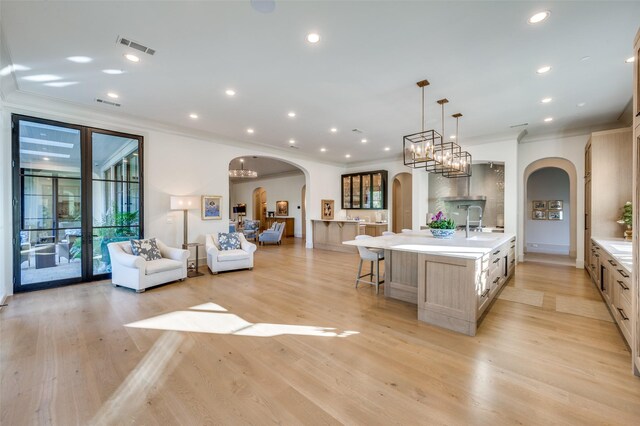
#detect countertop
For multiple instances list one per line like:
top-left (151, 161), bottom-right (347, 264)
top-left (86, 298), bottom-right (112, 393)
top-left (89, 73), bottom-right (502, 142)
top-left (592, 237), bottom-right (632, 275)
top-left (343, 230), bottom-right (516, 260)
top-left (312, 219), bottom-right (388, 226)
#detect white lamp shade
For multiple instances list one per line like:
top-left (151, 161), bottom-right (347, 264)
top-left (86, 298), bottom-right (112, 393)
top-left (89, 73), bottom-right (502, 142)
top-left (170, 196), bottom-right (200, 210)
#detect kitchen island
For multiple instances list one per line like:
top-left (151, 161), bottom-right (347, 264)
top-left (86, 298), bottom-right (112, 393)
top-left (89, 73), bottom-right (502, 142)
top-left (344, 231), bottom-right (516, 335)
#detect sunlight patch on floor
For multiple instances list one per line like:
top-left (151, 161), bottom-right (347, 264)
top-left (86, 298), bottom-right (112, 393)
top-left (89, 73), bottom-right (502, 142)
top-left (126, 305), bottom-right (359, 338)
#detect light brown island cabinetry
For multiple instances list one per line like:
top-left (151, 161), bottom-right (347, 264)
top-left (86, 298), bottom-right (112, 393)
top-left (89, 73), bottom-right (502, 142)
top-left (344, 232), bottom-right (516, 335)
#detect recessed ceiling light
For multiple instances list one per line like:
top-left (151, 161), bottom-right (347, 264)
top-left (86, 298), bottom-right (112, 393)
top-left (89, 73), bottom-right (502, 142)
top-left (577, 102), bottom-right (586, 107)
top-left (43, 157), bottom-right (50, 161)
top-left (289, 139), bottom-right (295, 144)
top-left (247, 128), bottom-right (254, 134)
top-left (544, 117), bottom-right (553, 122)
top-left (528, 11), bottom-right (550, 24)
top-left (44, 81), bottom-right (78, 87)
top-left (450, 135), bottom-right (456, 139)
top-left (536, 66), bottom-right (551, 74)
top-left (345, 154), bottom-right (351, 158)
top-left (288, 112), bottom-right (296, 118)
top-left (625, 56), bottom-right (635, 64)
top-left (306, 33), bottom-right (320, 43)
top-left (107, 92), bottom-right (119, 99)
top-left (189, 113), bottom-right (198, 119)
top-left (330, 128), bottom-right (337, 133)
top-left (225, 89), bottom-right (236, 96)
top-left (384, 147), bottom-right (390, 151)
top-left (102, 69), bottom-right (125, 75)
top-left (580, 56), bottom-right (591, 62)
top-left (23, 74), bottom-right (62, 82)
top-left (124, 54), bottom-right (140, 63)
top-left (361, 138), bottom-right (367, 143)
top-left (541, 97), bottom-right (553, 103)
top-left (320, 148), bottom-right (326, 152)
top-left (67, 56), bottom-right (92, 63)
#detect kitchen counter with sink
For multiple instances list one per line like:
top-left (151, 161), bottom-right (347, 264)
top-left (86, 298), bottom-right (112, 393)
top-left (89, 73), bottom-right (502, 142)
top-left (343, 231), bottom-right (517, 335)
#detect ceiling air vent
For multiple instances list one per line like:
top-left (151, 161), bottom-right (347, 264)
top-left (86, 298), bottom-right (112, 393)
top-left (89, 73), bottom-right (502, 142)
top-left (509, 122), bottom-right (528, 128)
top-left (118, 36), bottom-right (156, 56)
top-left (96, 98), bottom-right (121, 107)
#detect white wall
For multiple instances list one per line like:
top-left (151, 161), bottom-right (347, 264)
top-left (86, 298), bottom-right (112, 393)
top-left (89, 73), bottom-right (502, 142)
top-left (464, 138), bottom-right (519, 235)
top-left (230, 173), bottom-right (306, 237)
top-left (518, 134), bottom-right (588, 268)
top-left (1, 93), bottom-right (345, 297)
top-left (525, 167), bottom-right (571, 254)
top-left (0, 95), bottom-right (7, 304)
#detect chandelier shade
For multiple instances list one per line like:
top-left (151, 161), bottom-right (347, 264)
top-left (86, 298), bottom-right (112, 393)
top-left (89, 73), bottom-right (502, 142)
top-left (229, 160), bottom-right (258, 178)
top-left (442, 150), bottom-right (472, 178)
top-left (403, 129), bottom-right (443, 168)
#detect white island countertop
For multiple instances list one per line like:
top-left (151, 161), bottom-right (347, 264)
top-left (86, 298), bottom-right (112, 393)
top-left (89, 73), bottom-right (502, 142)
top-left (343, 230), bottom-right (516, 260)
top-left (592, 237), bottom-right (632, 275)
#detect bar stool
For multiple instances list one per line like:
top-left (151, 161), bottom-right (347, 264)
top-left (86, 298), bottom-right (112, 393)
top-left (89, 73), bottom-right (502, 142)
top-left (382, 231), bottom-right (395, 236)
top-left (354, 235), bottom-right (384, 294)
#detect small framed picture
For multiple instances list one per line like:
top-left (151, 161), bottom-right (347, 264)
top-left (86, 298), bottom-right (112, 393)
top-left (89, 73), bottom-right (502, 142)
top-left (321, 199), bottom-right (334, 220)
top-left (532, 209), bottom-right (546, 220)
top-left (548, 200), bottom-right (563, 210)
top-left (276, 200), bottom-right (288, 216)
top-left (548, 210), bottom-right (563, 220)
top-left (532, 200), bottom-right (546, 210)
top-left (267, 211), bottom-right (275, 218)
top-left (202, 195), bottom-right (222, 220)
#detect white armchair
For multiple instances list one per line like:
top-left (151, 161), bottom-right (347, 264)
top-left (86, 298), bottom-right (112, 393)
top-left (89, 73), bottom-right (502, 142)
top-left (206, 232), bottom-right (257, 274)
top-left (108, 239), bottom-right (190, 293)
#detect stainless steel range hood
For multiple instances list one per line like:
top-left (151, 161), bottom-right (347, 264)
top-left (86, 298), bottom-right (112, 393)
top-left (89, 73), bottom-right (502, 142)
top-left (439, 195), bottom-right (487, 202)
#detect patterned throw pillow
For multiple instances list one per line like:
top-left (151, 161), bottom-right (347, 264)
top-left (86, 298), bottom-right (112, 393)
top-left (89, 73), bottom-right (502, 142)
top-left (218, 232), bottom-right (241, 251)
top-left (130, 238), bottom-right (162, 261)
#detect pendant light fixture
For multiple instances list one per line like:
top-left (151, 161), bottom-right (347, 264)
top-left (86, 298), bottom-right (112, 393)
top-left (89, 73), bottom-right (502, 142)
top-left (428, 98), bottom-right (462, 174)
top-left (443, 113), bottom-right (472, 178)
top-left (229, 158), bottom-right (258, 178)
top-left (403, 79), bottom-right (443, 169)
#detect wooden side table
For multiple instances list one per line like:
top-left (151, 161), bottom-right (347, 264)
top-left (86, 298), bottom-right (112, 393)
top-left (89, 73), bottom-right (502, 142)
top-left (182, 242), bottom-right (204, 277)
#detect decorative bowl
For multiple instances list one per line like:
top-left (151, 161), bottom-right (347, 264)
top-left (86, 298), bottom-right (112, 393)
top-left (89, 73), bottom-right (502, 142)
top-left (430, 229), bottom-right (456, 239)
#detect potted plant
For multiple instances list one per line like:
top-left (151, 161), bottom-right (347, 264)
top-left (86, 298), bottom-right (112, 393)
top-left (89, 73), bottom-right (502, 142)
top-left (428, 211), bottom-right (456, 239)
top-left (616, 201), bottom-right (632, 240)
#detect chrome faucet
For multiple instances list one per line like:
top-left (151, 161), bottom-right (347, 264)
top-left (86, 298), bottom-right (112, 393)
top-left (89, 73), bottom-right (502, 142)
top-left (458, 205), bottom-right (483, 238)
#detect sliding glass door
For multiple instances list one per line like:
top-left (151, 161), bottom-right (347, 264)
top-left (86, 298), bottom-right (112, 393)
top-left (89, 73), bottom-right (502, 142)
top-left (12, 115), bottom-right (143, 292)
top-left (90, 131), bottom-right (142, 278)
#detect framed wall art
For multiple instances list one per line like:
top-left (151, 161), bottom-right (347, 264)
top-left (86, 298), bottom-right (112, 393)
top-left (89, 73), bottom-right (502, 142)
top-left (321, 199), bottom-right (334, 220)
top-left (532, 200), bottom-right (546, 210)
top-left (548, 210), bottom-right (563, 220)
top-left (202, 195), bottom-right (222, 220)
top-left (532, 209), bottom-right (546, 220)
top-left (275, 200), bottom-right (288, 216)
top-left (548, 200), bottom-right (563, 210)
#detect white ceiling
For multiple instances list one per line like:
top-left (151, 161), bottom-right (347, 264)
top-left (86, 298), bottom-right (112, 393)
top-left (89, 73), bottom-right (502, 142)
top-left (1, 1), bottom-right (639, 164)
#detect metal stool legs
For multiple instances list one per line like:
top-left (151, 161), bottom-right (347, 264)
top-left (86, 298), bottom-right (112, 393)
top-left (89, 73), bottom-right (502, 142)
top-left (355, 258), bottom-right (384, 294)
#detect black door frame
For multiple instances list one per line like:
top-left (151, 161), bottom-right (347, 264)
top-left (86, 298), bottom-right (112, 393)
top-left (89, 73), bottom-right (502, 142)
top-left (11, 114), bottom-right (144, 293)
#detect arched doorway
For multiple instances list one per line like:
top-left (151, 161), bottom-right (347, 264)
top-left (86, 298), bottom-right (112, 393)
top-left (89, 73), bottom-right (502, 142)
top-left (252, 187), bottom-right (267, 230)
top-left (523, 158), bottom-right (577, 266)
top-left (392, 173), bottom-right (412, 233)
top-left (301, 185), bottom-right (306, 240)
top-left (228, 156), bottom-right (309, 241)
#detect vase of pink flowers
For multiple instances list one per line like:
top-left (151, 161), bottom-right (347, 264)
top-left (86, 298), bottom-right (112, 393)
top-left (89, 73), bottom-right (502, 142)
top-left (428, 211), bottom-right (456, 239)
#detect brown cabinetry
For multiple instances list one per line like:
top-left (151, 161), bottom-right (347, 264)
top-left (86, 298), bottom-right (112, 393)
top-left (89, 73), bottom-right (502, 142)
top-left (341, 170), bottom-right (388, 210)
top-left (264, 217), bottom-right (295, 238)
top-left (583, 128), bottom-right (632, 268)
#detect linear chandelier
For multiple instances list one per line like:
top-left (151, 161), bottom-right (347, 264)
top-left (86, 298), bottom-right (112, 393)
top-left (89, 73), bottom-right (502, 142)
top-left (403, 79), bottom-right (472, 178)
top-left (229, 159), bottom-right (258, 178)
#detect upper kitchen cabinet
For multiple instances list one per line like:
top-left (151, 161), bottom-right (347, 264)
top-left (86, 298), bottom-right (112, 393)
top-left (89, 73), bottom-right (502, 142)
top-left (342, 170), bottom-right (388, 210)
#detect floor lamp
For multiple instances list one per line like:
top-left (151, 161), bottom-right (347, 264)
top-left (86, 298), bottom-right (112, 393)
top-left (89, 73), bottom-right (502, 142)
top-left (170, 195), bottom-right (200, 247)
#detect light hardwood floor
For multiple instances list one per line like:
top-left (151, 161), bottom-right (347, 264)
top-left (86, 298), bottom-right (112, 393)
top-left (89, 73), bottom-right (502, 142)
top-left (1, 238), bottom-right (639, 425)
